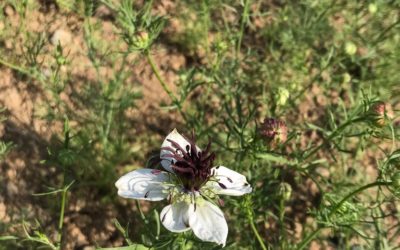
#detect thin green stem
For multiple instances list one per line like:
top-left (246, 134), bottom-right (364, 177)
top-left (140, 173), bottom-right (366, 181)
top-left (236, 0), bottom-right (251, 58)
top-left (0, 57), bottom-right (45, 84)
top-left (245, 197), bottom-right (267, 250)
top-left (0, 57), bottom-right (30, 75)
top-left (136, 200), bottom-right (148, 223)
top-left (297, 181), bottom-right (391, 250)
top-left (145, 51), bottom-right (177, 103)
top-left (303, 117), bottom-right (364, 160)
top-left (249, 217), bottom-right (267, 250)
top-left (144, 50), bottom-right (186, 120)
top-left (328, 181), bottom-right (391, 217)
top-left (279, 199), bottom-right (286, 249)
top-left (57, 187), bottom-right (67, 247)
top-left (297, 228), bottom-right (322, 250)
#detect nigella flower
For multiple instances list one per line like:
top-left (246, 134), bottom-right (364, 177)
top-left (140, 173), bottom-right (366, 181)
top-left (116, 129), bottom-right (252, 246)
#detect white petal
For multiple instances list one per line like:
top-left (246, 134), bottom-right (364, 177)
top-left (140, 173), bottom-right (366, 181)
top-left (160, 202), bottom-right (191, 232)
top-left (115, 168), bottom-right (170, 201)
top-left (160, 128), bottom-right (201, 172)
top-left (188, 200), bottom-right (228, 246)
top-left (209, 166), bottom-right (252, 196)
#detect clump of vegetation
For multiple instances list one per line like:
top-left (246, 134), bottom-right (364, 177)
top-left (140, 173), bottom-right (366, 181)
top-left (0, 0), bottom-right (399, 249)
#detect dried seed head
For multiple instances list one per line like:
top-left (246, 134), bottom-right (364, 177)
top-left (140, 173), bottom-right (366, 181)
top-left (260, 118), bottom-right (287, 145)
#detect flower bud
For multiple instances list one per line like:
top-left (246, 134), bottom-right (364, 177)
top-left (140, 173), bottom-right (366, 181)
top-left (345, 41), bottom-right (357, 56)
top-left (259, 118), bottom-right (287, 145)
top-left (132, 30), bottom-right (150, 50)
top-left (276, 87), bottom-right (290, 106)
top-left (278, 182), bottom-right (292, 201)
top-left (368, 3), bottom-right (378, 14)
top-left (368, 101), bottom-right (386, 127)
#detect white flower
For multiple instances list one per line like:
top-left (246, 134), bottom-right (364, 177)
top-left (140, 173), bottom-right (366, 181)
top-left (116, 129), bottom-right (252, 246)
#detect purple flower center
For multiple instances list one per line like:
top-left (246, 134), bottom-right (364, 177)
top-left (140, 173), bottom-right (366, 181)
top-left (161, 133), bottom-right (216, 192)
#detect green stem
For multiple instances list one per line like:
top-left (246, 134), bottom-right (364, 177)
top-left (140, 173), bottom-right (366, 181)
top-left (0, 57), bottom-right (45, 84)
top-left (136, 200), bottom-right (148, 223)
top-left (145, 51), bottom-right (176, 103)
top-left (297, 228), bottom-right (322, 250)
top-left (245, 198), bottom-right (267, 250)
top-left (279, 199), bottom-right (286, 249)
top-left (144, 51), bottom-right (186, 120)
top-left (303, 117), bottom-right (364, 160)
top-left (57, 187), bottom-right (67, 248)
top-left (328, 181), bottom-right (391, 217)
top-left (297, 181), bottom-right (391, 250)
top-left (249, 217), bottom-right (267, 250)
top-left (236, 0), bottom-right (251, 58)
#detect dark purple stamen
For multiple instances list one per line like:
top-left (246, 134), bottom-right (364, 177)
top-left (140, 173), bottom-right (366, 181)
top-left (144, 191), bottom-right (150, 198)
top-left (163, 132), bottom-right (216, 191)
top-left (218, 182), bottom-right (227, 189)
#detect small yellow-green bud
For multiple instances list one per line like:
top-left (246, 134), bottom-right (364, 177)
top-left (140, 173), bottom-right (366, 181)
top-left (368, 3), bottom-right (378, 14)
top-left (342, 73), bottom-right (351, 84)
top-left (277, 87), bottom-right (290, 106)
top-left (216, 41), bottom-right (228, 52)
top-left (132, 30), bottom-right (150, 50)
top-left (345, 42), bottom-right (357, 56)
top-left (278, 182), bottom-right (292, 201)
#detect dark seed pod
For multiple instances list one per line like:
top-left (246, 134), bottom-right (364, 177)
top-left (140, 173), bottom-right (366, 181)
top-left (259, 118), bottom-right (287, 145)
top-left (368, 101), bottom-right (386, 127)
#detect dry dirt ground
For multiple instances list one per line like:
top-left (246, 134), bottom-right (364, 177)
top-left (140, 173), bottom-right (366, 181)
top-left (0, 1), bottom-right (187, 249)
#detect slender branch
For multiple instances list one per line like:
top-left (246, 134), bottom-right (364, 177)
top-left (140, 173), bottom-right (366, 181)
top-left (297, 181), bottom-right (391, 250)
top-left (249, 217), bottom-right (267, 250)
top-left (303, 117), bottom-right (364, 160)
top-left (145, 51), bottom-right (177, 103)
top-left (144, 50), bottom-right (186, 120)
top-left (297, 228), bottom-right (322, 250)
top-left (57, 187), bottom-right (67, 246)
top-left (236, 0), bottom-right (251, 58)
top-left (0, 57), bottom-right (45, 84)
top-left (245, 198), bottom-right (267, 250)
top-left (328, 181), bottom-right (391, 217)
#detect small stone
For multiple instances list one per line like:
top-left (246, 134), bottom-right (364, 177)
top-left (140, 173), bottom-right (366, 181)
top-left (51, 29), bottom-right (72, 46)
top-left (0, 202), bottom-right (6, 219)
top-left (95, 5), bottom-right (113, 18)
top-left (6, 182), bottom-right (18, 196)
top-left (4, 5), bottom-right (15, 17)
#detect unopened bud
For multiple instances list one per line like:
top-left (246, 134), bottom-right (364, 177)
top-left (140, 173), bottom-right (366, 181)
top-left (345, 42), bottom-right (357, 56)
top-left (368, 101), bottom-right (386, 127)
top-left (277, 87), bottom-right (290, 106)
top-left (278, 182), bottom-right (292, 201)
top-left (368, 3), bottom-right (377, 14)
top-left (132, 30), bottom-right (150, 50)
top-left (260, 118), bottom-right (287, 145)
